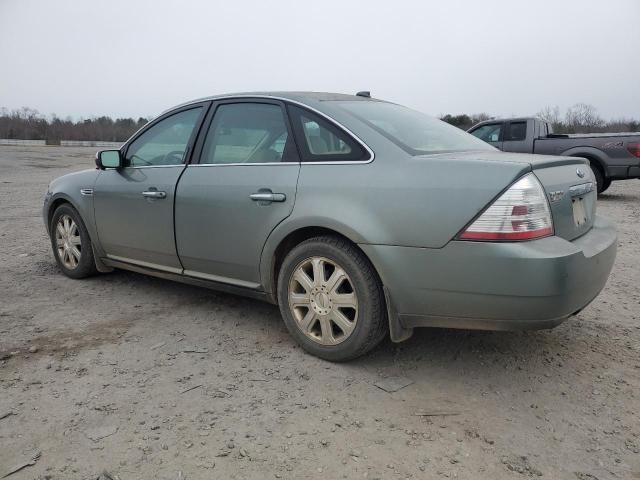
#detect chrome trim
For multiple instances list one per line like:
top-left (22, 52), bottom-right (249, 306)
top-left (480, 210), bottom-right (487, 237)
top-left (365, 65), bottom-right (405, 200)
top-left (142, 190), bottom-right (167, 199)
top-left (80, 188), bottom-right (94, 196)
top-left (569, 181), bottom-right (594, 197)
top-left (190, 162), bottom-right (299, 167)
top-left (183, 270), bottom-right (261, 289)
top-left (106, 255), bottom-right (182, 274)
top-left (299, 160), bottom-right (375, 166)
top-left (548, 190), bottom-right (565, 203)
top-left (191, 160), bottom-right (372, 167)
top-left (250, 192), bottom-right (286, 202)
top-left (178, 95), bottom-right (375, 164)
top-left (125, 164), bottom-right (185, 169)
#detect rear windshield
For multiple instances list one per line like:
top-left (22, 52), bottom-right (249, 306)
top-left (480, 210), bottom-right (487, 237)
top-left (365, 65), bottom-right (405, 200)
top-left (337, 101), bottom-right (496, 155)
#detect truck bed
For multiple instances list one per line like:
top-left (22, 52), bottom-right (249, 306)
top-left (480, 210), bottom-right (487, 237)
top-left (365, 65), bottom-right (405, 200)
top-left (547, 132), bottom-right (640, 139)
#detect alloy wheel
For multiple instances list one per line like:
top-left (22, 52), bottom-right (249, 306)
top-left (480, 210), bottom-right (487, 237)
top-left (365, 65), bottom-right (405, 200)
top-left (55, 214), bottom-right (82, 270)
top-left (288, 256), bottom-right (358, 345)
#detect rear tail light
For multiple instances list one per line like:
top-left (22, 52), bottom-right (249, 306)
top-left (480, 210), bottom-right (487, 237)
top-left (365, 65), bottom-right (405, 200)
top-left (627, 142), bottom-right (640, 158)
top-left (459, 173), bottom-right (553, 241)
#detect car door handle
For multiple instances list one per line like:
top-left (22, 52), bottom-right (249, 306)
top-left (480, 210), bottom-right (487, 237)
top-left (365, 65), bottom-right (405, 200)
top-left (250, 192), bottom-right (286, 202)
top-left (142, 190), bottom-right (167, 199)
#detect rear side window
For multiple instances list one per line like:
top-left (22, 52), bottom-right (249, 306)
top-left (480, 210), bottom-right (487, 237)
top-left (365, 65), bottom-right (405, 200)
top-left (201, 103), bottom-right (294, 164)
top-left (470, 123), bottom-right (503, 143)
top-left (288, 105), bottom-right (369, 162)
top-left (507, 122), bottom-right (527, 141)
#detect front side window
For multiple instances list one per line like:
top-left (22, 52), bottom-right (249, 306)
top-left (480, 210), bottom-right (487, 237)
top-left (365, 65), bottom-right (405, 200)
top-left (201, 103), bottom-right (292, 164)
top-left (288, 105), bottom-right (368, 162)
top-left (470, 123), bottom-right (503, 143)
top-left (125, 108), bottom-right (202, 167)
top-left (338, 101), bottom-right (496, 155)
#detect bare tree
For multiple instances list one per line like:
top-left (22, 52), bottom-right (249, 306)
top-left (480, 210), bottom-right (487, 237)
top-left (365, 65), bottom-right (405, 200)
top-left (536, 106), bottom-right (562, 132)
top-left (0, 107), bottom-right (149, 142)
top-left (564, 103), bottom-right (604, 133)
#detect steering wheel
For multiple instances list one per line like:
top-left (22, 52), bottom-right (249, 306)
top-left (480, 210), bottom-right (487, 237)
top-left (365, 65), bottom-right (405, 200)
top-left (161, 150), bottom-right (184, 165)
top-left (128, 154), bottom-right (153, 166)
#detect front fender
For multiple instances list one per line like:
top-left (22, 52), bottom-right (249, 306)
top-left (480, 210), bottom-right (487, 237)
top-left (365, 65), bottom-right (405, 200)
top-left (45, 169), bottom-right (101, 253)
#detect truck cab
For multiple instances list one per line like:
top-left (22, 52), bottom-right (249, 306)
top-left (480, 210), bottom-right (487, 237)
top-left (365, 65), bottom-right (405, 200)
top-left (468, 117), bottom-right (550, 153)
top-left (468, 117), bottom-right (640, 194)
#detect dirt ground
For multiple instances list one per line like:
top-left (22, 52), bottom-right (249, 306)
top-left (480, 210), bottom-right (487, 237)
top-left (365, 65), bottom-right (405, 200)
top-left (0, 145), bottom-right (638, 480)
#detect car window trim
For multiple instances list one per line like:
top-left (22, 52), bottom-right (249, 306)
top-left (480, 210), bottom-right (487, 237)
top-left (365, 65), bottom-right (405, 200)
top-left (192, 98), bottom-right (300, 166)
top-left (184, 95), bottom-right (374, 166)
top-left (287, 104), bottom-right (371, 163)
top-left (120, 101), bottom-right (211, 168)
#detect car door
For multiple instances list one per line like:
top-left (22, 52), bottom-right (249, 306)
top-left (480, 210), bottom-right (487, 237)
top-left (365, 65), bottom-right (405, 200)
top-left (174, 100), bottom-right (300, 288)
top-left (469, 122), bottom-right (504, 150)
top-left (94, 104), bottom-right (207, 272)
top-left (501, 120), bottom-right (529, 153)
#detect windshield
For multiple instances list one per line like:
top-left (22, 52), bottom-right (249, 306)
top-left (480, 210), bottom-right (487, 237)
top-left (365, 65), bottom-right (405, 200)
top-left (337, 101), bottom-right (496, 155)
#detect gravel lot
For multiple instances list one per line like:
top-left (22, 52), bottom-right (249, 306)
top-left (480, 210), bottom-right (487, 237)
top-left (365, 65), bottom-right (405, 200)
top-left (0, 145), bottom-right (638, 480)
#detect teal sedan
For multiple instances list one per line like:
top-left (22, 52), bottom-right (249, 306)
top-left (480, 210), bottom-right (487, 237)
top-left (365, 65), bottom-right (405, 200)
top-left (44, 92), bottom-right (617, 361)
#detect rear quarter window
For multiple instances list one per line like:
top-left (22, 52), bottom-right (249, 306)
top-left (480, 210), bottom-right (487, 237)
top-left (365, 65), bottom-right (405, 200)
top-left (338, 101), bottom-right (495, 155)
top-left (287, 105), bottom-right (369, 162)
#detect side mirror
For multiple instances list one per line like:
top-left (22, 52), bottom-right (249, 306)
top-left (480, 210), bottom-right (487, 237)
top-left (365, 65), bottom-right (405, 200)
top-left (96, 150), bottom-right (123, 170)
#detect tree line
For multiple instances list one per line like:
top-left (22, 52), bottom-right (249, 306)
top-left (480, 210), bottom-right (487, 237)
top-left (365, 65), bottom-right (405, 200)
top-left (441, 103), bottom-right (640, 134)
top-left (0, 107), bottom-right (149, 144)
top-left (1, 103), bottom-right (638, 143)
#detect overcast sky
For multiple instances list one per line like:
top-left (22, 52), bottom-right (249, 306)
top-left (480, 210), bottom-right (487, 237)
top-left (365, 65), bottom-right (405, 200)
top-left (1, 0), bottom-right (638, 120)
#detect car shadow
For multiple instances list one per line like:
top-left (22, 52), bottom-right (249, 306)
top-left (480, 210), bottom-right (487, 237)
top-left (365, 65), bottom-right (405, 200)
top-left (80, 268), bottom-right (609, 381)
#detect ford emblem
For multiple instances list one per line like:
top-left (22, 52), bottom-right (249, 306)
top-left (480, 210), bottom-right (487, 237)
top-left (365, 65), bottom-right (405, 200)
top-left (576, 168), bottom-right (585, 178)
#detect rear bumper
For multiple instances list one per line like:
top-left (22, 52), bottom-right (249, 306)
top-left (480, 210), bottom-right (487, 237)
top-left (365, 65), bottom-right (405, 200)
top-left (360, 216), bottom-right (617, 335)
top-left (608, 164), bottom-right (640, 180)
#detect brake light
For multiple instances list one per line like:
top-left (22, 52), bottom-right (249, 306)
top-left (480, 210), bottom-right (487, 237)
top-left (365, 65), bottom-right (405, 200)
top-left (459, 173), bottom-right (553, 241)
top-left (627, 142), bottom-right (640, 158)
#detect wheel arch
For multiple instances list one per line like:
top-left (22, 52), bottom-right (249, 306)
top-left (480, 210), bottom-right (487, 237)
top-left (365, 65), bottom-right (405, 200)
top-left (261, 221), bottom-right (411, 343)
top-left (262, 223), bottom-right (367, 299)
top-left (561, 147), bottom-right (609, 179)
top-left (47, 193), bottom-right (111, 273)
top-left (47, 194), bottom-right (78, 232)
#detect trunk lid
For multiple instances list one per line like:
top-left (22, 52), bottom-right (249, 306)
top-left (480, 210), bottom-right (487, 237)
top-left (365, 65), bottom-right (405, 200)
top-left (419, 151), bottom-right (596, 241)
top-left (532, 158), bottom-right (596, 241)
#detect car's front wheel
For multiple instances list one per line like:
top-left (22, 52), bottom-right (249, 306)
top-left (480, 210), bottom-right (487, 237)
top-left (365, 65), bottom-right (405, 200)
top-left (50, 204), bottom-right (98, 279)
top-left (277, 236), bottom-right (387, 361)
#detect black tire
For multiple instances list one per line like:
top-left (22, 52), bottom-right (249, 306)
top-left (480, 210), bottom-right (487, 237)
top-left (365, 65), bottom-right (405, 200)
top-left (277, 235), bottom-right (388, 362)
top-left (50, 204), bottom-right (98, 279)
top-left (590, 162), bottom-right (605, 195)
top-left (600, 177), bottom-right (612, 194)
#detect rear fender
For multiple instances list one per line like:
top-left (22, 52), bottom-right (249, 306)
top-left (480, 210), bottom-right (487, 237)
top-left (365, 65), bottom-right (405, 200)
top-left (560, 146), bottom-right (609, 178)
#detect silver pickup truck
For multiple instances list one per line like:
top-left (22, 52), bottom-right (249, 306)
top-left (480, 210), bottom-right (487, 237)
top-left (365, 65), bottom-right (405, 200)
top-left (468, 117), bottom-right (640, 193)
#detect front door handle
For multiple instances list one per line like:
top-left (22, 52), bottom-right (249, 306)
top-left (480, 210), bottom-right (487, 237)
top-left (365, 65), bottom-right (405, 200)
top-left (250, 192), bottom-right (286, 203)
top-left (142, 190), bottom-right (167, 199)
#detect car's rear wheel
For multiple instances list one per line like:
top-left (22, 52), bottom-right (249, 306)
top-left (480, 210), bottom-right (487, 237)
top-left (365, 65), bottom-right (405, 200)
top-left (50, 204), bottom-right (98, 279)
top-left (277, 236), bottom-right (387, 361)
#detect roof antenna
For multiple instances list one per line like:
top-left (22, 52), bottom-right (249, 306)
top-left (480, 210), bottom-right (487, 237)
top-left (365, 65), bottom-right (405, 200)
top-left (356, 91), bottom-right (371, 98)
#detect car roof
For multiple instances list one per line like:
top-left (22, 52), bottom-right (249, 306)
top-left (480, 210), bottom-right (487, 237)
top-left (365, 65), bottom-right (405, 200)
top-left (472, 117), bottom-right (536, 127)
top-left (168, 91), bottom-right (379, 114)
